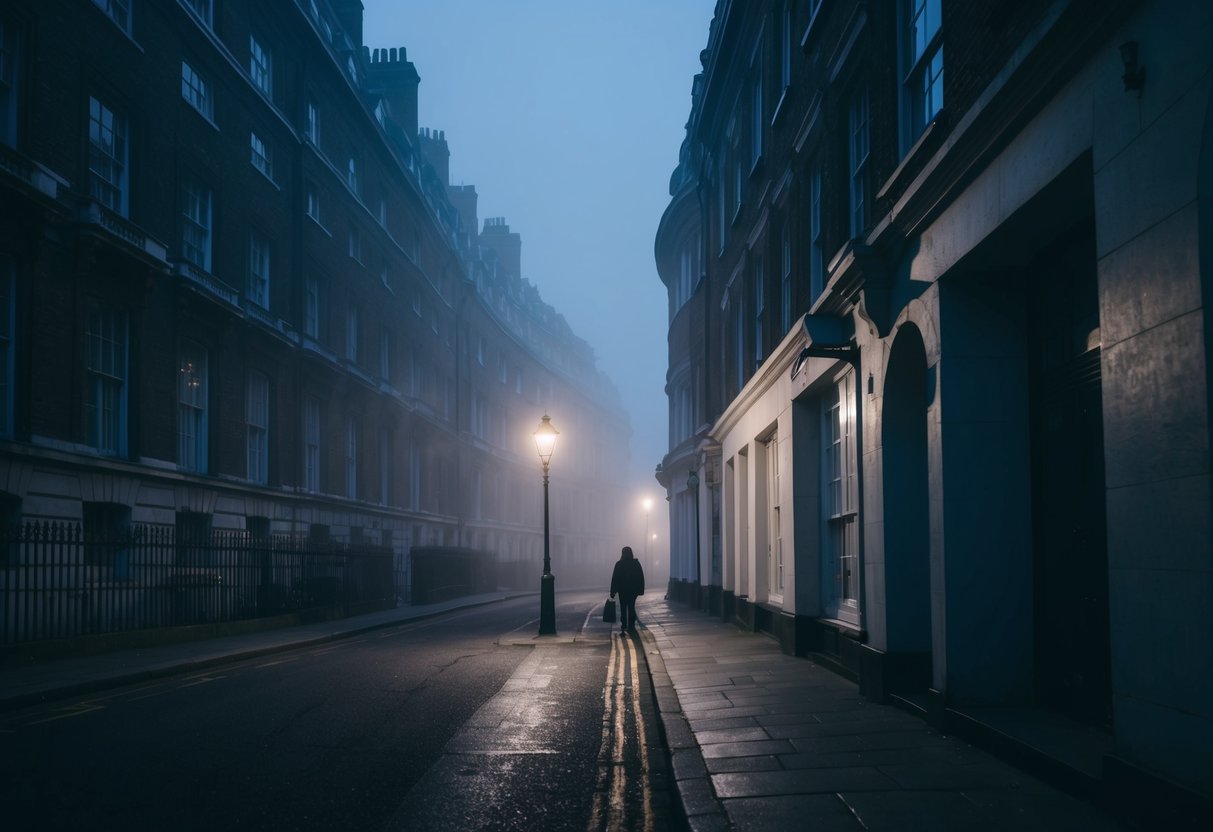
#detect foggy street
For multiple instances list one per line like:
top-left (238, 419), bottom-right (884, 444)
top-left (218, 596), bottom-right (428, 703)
top-left (0, 592), bottom-right (673, 831)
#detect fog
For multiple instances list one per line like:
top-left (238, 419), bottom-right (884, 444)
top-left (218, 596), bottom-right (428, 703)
top-left (363, 0), bottom-right (715, 555)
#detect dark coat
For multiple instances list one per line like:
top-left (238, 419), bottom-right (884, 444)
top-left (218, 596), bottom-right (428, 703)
top-left (610, 557), bottom-right (645, 598)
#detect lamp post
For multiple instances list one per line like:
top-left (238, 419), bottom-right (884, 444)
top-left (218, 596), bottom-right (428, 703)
top-left (688, 470), bottom-right (701, 609)
top-left (534, 414), bottom-right (558, 635)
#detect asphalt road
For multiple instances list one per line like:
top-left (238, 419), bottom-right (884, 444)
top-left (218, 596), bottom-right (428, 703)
top-left (0, 590), bottom-right (672, 831)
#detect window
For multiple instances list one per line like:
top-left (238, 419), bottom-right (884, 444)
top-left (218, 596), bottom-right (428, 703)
top-left (0, 256), bottom-right (14, 437)
top-left (824, 371), bottom-right (858, 620)
top-left (246, 371), bottom-right (269, 485)
top-left (304, 276), bottom-right (320, 338)
top-left (346, 305), bottom-right (358, 361)
top-left (177, 342), bottom-right (207, 472)
top-left (379, 430), bottom-right (392, 505)
top-left (348, 226), bottom-right (361, 263)
top-left (477, 337), bottom-right (486, 366)
top-left (848, 88), bottom-right (870, 239)
top-left (305, 185), bottom-right (321, 223)
top-left (377, 197), bottom-right (387, 227)
top-left (347, 156), bottom-right (359, 196)
top-left (304, 99), bottom-right (319, 144)
top-left (248, 232), bottom-right (270, 309)
top-left (379, 327), bottom-right (391, 379)
top-left (249, 35), bottom-right (272, 97)
top-left (345, 417), bottom-right (359, 499)
top-left (184, 0), bottom-right (212, 28)
top-left (250, 131), bottom-right (272, 179)
top-left (175, 510), bottom-right (212, 567)
top-left (88, 97), bottom-right (128, 216)
top-left (809, 164), bottom-right (824, 302)
top-left (717, 153), bottom-right (727, 251)
top-left (379, 263), bottom-right (390, 290)
top-left (84, 307), bottom-right (127, 455)
top-left (766, 432), bottom-right (782, 596)
top-left (753, 258), bottom-right (764, 363)
top-left (0, 18), bottom-right (19, 147)
top-left (409, 439), bottom-right (421, 511)
top-left (903, 0), bottom-right (943, 149)
top-left (181, 61), bottom-right (213, 120)
top-left (303, 397), bottom-right (320, 492)
top-left (92, 0), bottom-right (131, 33)
top-left (181, 182), bottom-right (212, 270)
top-left (781, 223), bottom-right (793, 333)
top-left (732, 290), bottom-right (744, 393)
top-left (732, 147), bottom-right (743, 218)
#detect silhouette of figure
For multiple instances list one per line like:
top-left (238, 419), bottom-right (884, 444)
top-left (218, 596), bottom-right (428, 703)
top-left (609, 546), bottom-right (645, 634)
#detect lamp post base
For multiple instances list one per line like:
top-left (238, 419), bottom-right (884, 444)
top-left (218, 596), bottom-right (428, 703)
top-left (538, 572), bottom-right (556, 635)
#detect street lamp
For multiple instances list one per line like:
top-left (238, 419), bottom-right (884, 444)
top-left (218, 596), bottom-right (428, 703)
top-left (534, 414), bottom-right (559, 635)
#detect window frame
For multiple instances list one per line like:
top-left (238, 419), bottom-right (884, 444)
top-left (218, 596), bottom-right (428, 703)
top-left (181, 60), bottom-right (213, 122)
top-left (87, 96), bottom-right (128, 216)
top-left (247, 231), bottom-right (270, 309)
top-left (249, 33), bottom-right (273, 98)
top-left (176, 340), bottom-right (207, 473)
top-left (246, 370), bottom-right (269, 485)
top-left (84, 306), bottom-right (128, 457)
top-left (901, 0), bottom-right (944, 152)
top-left (181, 181), bottom-right (213, 271)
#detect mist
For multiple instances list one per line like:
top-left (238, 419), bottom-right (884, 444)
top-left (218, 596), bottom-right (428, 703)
top-left (362, 0), bottom-right (715, 556)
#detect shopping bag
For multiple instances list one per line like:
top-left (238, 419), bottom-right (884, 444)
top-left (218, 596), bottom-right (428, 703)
top-left (603, 597), bottom-right (617, 623)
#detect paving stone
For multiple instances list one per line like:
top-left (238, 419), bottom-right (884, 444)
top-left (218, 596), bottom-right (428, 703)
top-left (839, 789), bottom-right (995, 831)
top-left (723, 794), bottom-right (865, 832)
top-left (677, 776), bottom-right (723, 818)
top-left (690, 726), bottom-right (771, 745)
top-left (699, 739), bottom-right (797, 759)
top-left (671, 748), bottom-right (708, 782)
top-left (684, 715), bottom-right (761, 732)
top-left (704, 754), bottom-right (784, 774)
top-left (712, 766), bottom-right (899, 798)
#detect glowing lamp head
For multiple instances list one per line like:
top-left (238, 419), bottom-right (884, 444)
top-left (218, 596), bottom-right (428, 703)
top-left (533, 414), bottom-right (558, 467)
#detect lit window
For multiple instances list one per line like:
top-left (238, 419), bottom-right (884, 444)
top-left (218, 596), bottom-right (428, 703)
top-left (848, 87), bottom-right (869, 238)
top-left (177, 342), bottom-right (207, 473)
top-left (903, 0), bottom-right (943, 149)
top-left (181, 61), bottom-right (212, 120)
top-left (824, 371), bottom-right (858, 619)
top-left (85, 307), bottom-right (127, 456)
top-left (249, 35), bottom-right (272, 97)
top-left (248, 232), bottom-right (270, 309)
top-left (88, 97), bottom-right (128, 216)
top-left (246, 371), bottom-right (269, 485)
top-left (181, 183), bottom-right (212, 270)
top-left (92, 0), bottom-right (131, 33)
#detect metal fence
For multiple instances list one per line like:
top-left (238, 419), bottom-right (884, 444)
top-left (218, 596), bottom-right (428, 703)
top-left (0, 521), bottom-right (401, 644)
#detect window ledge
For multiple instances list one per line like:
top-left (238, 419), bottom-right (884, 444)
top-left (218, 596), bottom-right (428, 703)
top-left (185, 104), bottom-right (220, 132)
top-left (306, 214), bottom-right (332, 237)
top-left (876, 109), bottom-right (950, 203)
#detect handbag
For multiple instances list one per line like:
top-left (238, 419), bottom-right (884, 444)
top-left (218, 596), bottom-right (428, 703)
top-left (602, 597), bottom-right (617, 624)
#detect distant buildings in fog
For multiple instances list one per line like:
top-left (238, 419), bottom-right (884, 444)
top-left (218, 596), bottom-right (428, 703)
top-left (656, 0), bottom-right (1212, 819)
top-left (0, 0), bottom-right (631, 588)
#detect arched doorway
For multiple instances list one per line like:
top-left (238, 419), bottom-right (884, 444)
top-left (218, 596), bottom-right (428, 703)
top-left (882, 323), bottom-right (933, 695)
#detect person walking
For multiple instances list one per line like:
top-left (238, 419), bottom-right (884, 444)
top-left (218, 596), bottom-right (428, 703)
top-left (609, 546), bottom-right (645, 634)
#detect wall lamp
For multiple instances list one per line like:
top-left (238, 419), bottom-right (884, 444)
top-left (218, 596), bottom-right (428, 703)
top-left (1120, 41), bottom-right (1145, 96)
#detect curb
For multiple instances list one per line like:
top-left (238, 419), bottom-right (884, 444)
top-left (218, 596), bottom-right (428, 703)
top-left (0, 592), bottom-right (532, 713)
top-left (637, 625), bottom-right (731, 832)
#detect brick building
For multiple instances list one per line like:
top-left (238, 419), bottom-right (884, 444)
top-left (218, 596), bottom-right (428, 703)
top-left (0, 0), bottom-right (630, 600)
top-left (656, 0), bottom-right (1212, 815)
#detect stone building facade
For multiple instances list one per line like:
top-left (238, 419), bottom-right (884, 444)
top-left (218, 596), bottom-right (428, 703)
top-left (656, 0), bottom-right (1212, 813)
top-left (0, 0), bottom-right (629, 594)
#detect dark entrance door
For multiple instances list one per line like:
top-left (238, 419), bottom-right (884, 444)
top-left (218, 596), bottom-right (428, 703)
top-left (1029, 218), bottom-right (1112, 729)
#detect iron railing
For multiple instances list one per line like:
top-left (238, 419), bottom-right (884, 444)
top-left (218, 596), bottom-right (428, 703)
top-left (0, 521), bottom-right (402, 644)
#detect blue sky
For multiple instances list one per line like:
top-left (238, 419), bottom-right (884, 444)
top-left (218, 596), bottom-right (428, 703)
top-left (362, 1), bottom-right (715, 523)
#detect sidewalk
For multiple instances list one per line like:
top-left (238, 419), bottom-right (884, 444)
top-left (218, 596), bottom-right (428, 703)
top-left (635, 596), bottom-right (1128, 832)
top-left (0, 591), bottom-right (528, 712)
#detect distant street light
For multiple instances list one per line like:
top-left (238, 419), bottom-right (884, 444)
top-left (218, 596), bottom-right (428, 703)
top-left (534, 414), bottom-right (559, 635)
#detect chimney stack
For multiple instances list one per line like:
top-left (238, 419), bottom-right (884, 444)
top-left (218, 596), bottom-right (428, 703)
top-left (480, 218), bottom-right (521, 281)
top-left (365, 46), bottom-right (420, 140)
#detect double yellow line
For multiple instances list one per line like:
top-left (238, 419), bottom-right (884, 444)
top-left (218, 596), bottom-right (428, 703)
top-left (588, 632), bottom-right (654, 832)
